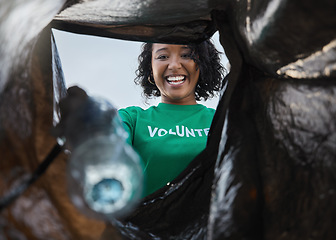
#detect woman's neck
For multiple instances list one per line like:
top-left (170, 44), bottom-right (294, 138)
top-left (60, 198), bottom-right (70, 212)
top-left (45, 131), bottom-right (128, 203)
top-left (161, 98), bottom-right (197, 105)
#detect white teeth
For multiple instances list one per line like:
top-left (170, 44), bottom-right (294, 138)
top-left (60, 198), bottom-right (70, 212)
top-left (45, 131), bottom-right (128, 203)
top-left (167, 76), bottom-right (184, 81)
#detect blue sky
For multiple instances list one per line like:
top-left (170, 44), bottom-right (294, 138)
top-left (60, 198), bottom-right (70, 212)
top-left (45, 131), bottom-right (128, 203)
top-left (52, 30), bottom-right (228, 109)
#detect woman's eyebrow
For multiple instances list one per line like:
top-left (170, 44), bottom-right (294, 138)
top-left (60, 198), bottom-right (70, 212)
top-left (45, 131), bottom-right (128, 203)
top-left (154, 48), bottom-right (168, 54)
top-left (154, 46), bottom-right (190, 54)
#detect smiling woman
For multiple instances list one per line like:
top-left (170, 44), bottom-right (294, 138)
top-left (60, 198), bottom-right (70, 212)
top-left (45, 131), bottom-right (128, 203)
top-left (118, 40), bottom-right (226, 196)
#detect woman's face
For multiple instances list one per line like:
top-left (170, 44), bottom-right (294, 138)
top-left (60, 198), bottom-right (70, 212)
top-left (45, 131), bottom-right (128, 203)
top-left (151, 44), bottom-right (200, 105)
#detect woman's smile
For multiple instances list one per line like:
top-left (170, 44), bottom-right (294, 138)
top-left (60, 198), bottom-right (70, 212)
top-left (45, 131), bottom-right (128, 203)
top-left (166, 75), bottom-right (186, 86)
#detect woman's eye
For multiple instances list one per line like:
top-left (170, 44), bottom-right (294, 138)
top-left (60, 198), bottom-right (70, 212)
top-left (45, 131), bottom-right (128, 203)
top-left (157, 55), bottom-right (168, 60)
top-left (181, 53), bottom-right (191, 58)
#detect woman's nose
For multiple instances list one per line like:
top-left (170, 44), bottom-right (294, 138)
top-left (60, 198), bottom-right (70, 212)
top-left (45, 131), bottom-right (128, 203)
top-left (168, 56), bottom-right (182, 70)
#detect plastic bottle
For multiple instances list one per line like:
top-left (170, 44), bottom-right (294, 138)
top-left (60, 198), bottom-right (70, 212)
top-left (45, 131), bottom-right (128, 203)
top-left (59, 92), bottom-right (143, 220)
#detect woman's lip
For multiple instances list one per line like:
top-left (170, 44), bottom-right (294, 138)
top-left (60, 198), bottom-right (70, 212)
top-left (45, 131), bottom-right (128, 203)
top-left (167, 79), bottom-right (185, 86)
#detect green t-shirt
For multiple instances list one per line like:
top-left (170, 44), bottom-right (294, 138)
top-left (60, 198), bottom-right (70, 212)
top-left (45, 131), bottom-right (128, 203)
top-left (118, 103), bottom-right (215, 196)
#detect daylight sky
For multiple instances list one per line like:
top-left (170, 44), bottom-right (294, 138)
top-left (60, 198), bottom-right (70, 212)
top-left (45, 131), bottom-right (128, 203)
top-left (52, 30), bottom-right (229, 110)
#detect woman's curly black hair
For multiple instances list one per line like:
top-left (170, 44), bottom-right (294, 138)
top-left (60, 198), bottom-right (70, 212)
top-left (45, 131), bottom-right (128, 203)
top-left (135, 39), bottom-right (226, 101)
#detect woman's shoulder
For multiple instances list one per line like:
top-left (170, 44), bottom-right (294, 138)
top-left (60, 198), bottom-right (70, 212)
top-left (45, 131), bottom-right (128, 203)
top-left (119, 105), bottom-right (143, 113)
top-left (119, 105), bottom-right (158, 112)
top-left (118, 105), bottom-right (156, 118)
top-left (196, 104), bottom-right (216, 114)
top-left (200, 105), bottom-right (216, 117)
top-left (119, 106), bottom-right (143, 118)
